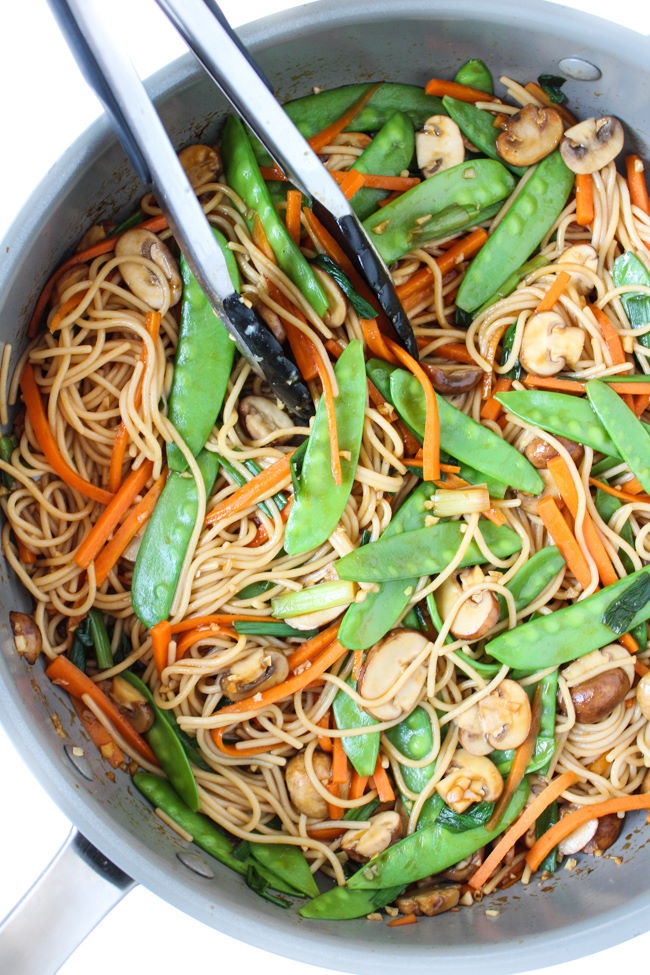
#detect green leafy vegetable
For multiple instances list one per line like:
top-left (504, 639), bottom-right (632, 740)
top-left (311, 254), bottom-right (377, 319)
top-left (436, 801), bottom-right (495, 832)
top-left (0, 435), bottom-right (17, 490)
top-left (501, 323), bottom-right (521, 380)
top-left (602, 575), bottom-right (650, 635)
top-left (289, 438), bottom-right (309, 498)
top-left (69, 617), bottom-right (93, 672)
top-left (537, 74), bottom-right (568, 105)
top-left (245, 863), bottom-right (292, 908)
top-left (343, 798), bottom-right (381, 822)
top-left (535, 800), bottom-right (559, 873)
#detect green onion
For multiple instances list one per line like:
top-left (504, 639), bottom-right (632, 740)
top-left (233, 620), bottom-right (318, 638)
top-left (0, 435), bottom-right (17, 490)
top-left (311, 254), bottom-right (377, 319)
top-left (236, 580), bottom-right (274, 600)
top-left (271, 580), bottom-right (356, 619)
top-left (113, 209), bottom-right (143, 234)
top-left (602, 575), bottom-right (650, 635)
top-left (343, 798), bottom-right (381, 822)
top-left (431, 485), bottom-right (489, 517)
top-left (89, 609), bottom-right (113, 669)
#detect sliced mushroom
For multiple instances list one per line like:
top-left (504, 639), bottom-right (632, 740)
top-left (583, 813), bottom-right (623, 854)
top-left (110, 675), bottom-right (154, 734)
top-left (519, 311), bottom-right (585, 376)
top-left (422, 363), bottom-right (483, 395)
top-left (637, 672), bottom-right (650, 721)
top-left (396, 882), bottom-right (460, 917)
top-left (558, 807), bottom-right (599, 856)
top-left (178, 144), bottom-right (222, 188)
top-left (560, 116), bottom-right (624, 175)
top-left (285, 750), bottom-right (331, 818)
top-left (416, 115), bottom-right (465, 178)
top-left (313, 267), bottom-right (347, 328)
top-left (238, 395), bottom-right (293, 442)
top-left (456, 678), bottom-right (532, 756)
top-left (562, 645), bottom-right (633, 724)
top-left (220, 649), bottom-right (289, 702)
top-left (559, 244), bottom-right (599, 295)
top-left (523, 435), bottom-right (584, 470)
top-left (341, 811), bottom-right (403, 862)
top-left (435, 750), bottom-right (503, 813)
top-left (435, 566), bottom-right (499, 641)
top-left (496, 105), bottom-right (564, 167)
top-left (115, 229), bottom-right (181, 309)
top-left (357, 629), bottom-right (429, 721)
top-left (441, 847), bottom-right (484, 882)
top-left (10, 612), bottom-right (42, 664)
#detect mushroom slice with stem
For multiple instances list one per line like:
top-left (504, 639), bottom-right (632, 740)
top-left (435, 750), bottom-right (503, 813)
top-left (178, 144), bottom-right (222, 188)
top-left (435, 566), bottom-right (499, 641)
top-left (559, 243), bottom-right (598, 296)
top-left (496, 104), bottom-right (564, 167)
top-left (115, 229), bottom-right (182, 309)
top-left (583, 814), bottom-right (623, 854)
top-left (396, 883), bottom-right (461, 917)
top-left (238, 395), bottom-right (294, 442)
top-left (357, 629), bottom-right (429, 721)
top-left (519, 311), bottom-right (585, 376)
top-left (422, 363), bottom-right (483, 395)
top-left (220, 648), bottom-right (289, 702)
top-left (110, 676), bottom-right (155, 734)
top-left (441, 848), bottom-right (484, 882)
top-left (416, 115), bottom-right (465, 178)
top-left (285, 750), bottom-right (331, 818)
top-left (456, 678), bottom-right (532, 756)
top-left (560, 116), bottom-right (624, 175)
top-left (10, 612), bottom-right (42, 664)
top-left (341, 811), bottom-right (403, 862)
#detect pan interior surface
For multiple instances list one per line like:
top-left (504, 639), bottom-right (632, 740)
top-left (1, 2), bottom-right (649, 972)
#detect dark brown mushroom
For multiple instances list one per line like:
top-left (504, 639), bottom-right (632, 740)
top-left (583, 813), bottom-right (623, 854)
top-left (396, 882), bottom-right (460, 917)
top-left (441, 848), bottom-right (484, 882)
top-left (110, 676), bottom-right (155, 734)
top-left (10, 611), bottom-right (42, 664)
top-left (285, 750), bottom-right (331, 818)
top-left (220, 649), bottom-right (289, 701)
top-left (422, 363), bottom-right (483, 395)
top-left (524, 436), bottom-right (584, 470)
top-left (570, 669), bottom-right (630, 724)
top-left (496, 105), bottom-right (564, 167)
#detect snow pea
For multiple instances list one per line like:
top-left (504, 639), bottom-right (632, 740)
top-left (385, 706), bottom-right (443, 829)
top-left (132, 450), bottom-right (219, 628)
top-left (122, 672), bottom-right (199, 810)
top-left (364, 159), bottom-right (514, 263)
top-left (347, 778), bottom-right (529, 889)
top-left (456, 151), bottom-right (574, 312)
top-left (166, 228), bottom-right (237, 472)
top-left (442, 96), bottom-right (524, 176)
top-left (221, 115), bottom-right (328, 316)
top-left (299, 883), bottom-right (405, 920)
top-left (486, 565), bottom-right (650, 669)
top-left (339, 482), bottom-right (435, 650)
top-left (285, 341), bottom-right (366, 555)
top-left (496, 545), bottom-right (565, 617)
top-left (336, 520), bottom-right (522, 582)
top-left (454, 58), bottom-right (493, 93)
top-left (390, 368), bottom-right (543, 493)
top-left (587, 379), bottom-right (650, 493)
top-left (351, 111), bottom-right (414, 219)
top-left (611, 252), bottom-right (650, 351)
top-left (477, 253), bottom-right (549, 316)
top-left (249, 843), bottom-right (319, 898)
top-left (332, 678), bottom-right (380, 777)
top-left (495, 389), bottom-right (620, 458)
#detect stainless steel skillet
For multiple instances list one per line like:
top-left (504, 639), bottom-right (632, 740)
top-left (0, 1), bottom-right (649, 972)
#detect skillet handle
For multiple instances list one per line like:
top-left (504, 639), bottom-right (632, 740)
top-left (0, 829), bottom-right (134, 974)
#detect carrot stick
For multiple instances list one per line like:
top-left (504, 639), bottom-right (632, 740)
top-left (588, 477), bottom-right (650, 504)
top-left (174, 624), bottom-right (237, 662)
top-left (260, 167), bottom-right (420, 193)
top-left (72, 697), bottom-right (125, 769)
top-left (396, 230), bottom-right (488, 305)
top-left (48, 291), bottom-right (89, 334)
top-left (575, 174), bottom-right (594, 227)
top-left (75, 459), bottom-right (153, 569)
top-left (589, 305), bottom-right (627, 365)
top-left (211, 727), bottom-right (274, 758)
top-left (536, 271), bottom-right (572, 313)
top-left (487, 687), bottom-right (542, 831)
top-left (266, 281), bottom-right (320, 381)
top-left (468, 770), bottom-right (579, 889)
top-left (352, 649), bottom-right (364, 681)
top-left (287, 623), bottom-right (342, 670)
top-left (327, 781), bottom-right (345, 821)
top-left (17, 538), bottom-right (37, 564)
top-left (332, 736), bottom-right (349, 784)
top-left (626, 155), bottom-right (650, 217)
top-left (46, 655), bottom-right (158, 765)
top-left (20, 363), bottom-right (113, 505)
top-left (385, 338), bottom-right (440, 481)
top-left (524, 374), bottom-right (584, 393)
top-left (527, 792), bottom-right (650, 871)
top-left (636, 660), bottom-right (650, 677)
top-left (620, 632), bottom-right (639, 654)
top-left (480, 378), bottom-right (512, 421)
top-left (252, 215), bottom-right (276, 262)
top-left (338, 168), bottom-right (366, 200)
top-left (420, 340), bottom-right (475, 365)
top-left (387, 914), bottom-right (417, 928)
top-left (285, 189), bottom-right (302, 245)
top-left (308, 84), bottom-right (381, 154)
top-left (537, 496), bottom-right (592, 589)
top-left (93, 471), bottom-right (166, 586)
top-left (378, 191), bottom-right (403, 208)
top-left (316, 712), bottom-right (333, 753)
top-left (371, 756), bottom-right (395, 803)
top-left (350, 770), bottom-right (368, 800)
top-left (151, 620), bottom-right (172, 676)
top-left (204, 453), bottom-right (292, 526)
top-left (424, 79), bottom-right (490, 103)
top-left (316, 350), bottom-right (342, 486)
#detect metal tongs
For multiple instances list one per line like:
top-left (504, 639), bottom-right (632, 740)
top-left (47, 0), bottom-right (418, 425)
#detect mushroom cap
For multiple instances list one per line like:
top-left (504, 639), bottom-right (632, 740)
top-left (115, 229), bottom-right (181, 307)
top-left (560, 116), bottom-right (624, 175)
top-left (496, 104), bottom-right (564, 167)
top-left (435, 568), bottom-right (499, 641)
top-left (178, 144), bottom-right (221, 188)
top-left (558, 243), bottom-right (599, 295)
top-left (285, 750), bottom-right (331, 818)
top-left (456, 678), bottom-right (532, 754)
top-left (519, 311), bottom-right (585, 376)
top-left (416, 115), bottom-right (465, 178)
top-left (220, 649), bottom-right (289, 701)
top-left (357, 628), bottom-right (429, 721)
top-left (239, 395), bottom-right (293, 442)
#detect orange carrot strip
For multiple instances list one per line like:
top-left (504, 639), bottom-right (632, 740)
top-left (589, 305), bottom-right (627, 365)
top-left (252, 215), bottom-right (276, 262)
top-left (93, 471), bottom-right (166, 586)
top-left (308, 84), bottom-right (381, 154)
top-left (285, 189), bottom-right (302, 245)
top-left (626, 155), bottom-right (650, 217)
top-left (48, 290), bottom-right (89, 334)
top-left (175, 625), bottom-right (237, 663)
top-left (72, 698), bottom-right (125, 769)
top-left (420, 340), bottom-right (475, 365)
top-left (633, 394), bottom-right (650, 417)
top-left (385, 338), bottom-right (440, 481)
top-left (537, 496), bottom-right (592, 589)
top-left (168, 614), bottom-right (266, 636)
top-left (377, 191), bottom-right (403, 208)
top-left (575, 174), bottom-right (594, 227)
top-left (480, 378), bottom-right (512, 421)
top-left (487, 686), bottom-right (542, 831)
top-left (287, 623), bottom-right (342, 670)
top-left (468, 771), bottom-right (579, 889)
top-left (524, 374), bottom-right (584, 393)
top-left (17, 538), bottom-right (37, 564)
top-left (332, 736), bottom-right (349, 784)
top-left (396, 230), bottom-right (488, 305)
top-left (316, 712), bottom-right (333, 753)
top-left (352, 650), bottom-right (364, 681)
top-left (74, 459), bottom-right (153, 569)
top-left (636, 660), bottom-right (650, 676)
top-left (622, 476), bottom-right (646, 495)
top-left (351, 173), bottom-right (420, 192)
top-left (46, 655), bottom-right (158, 765)
top-left (266, 280), bottom-right (320, 381)
top-left (350, 771), bottom-right (369, 800)
top-left (212, 727), bottom-right (273, 757)
top-left (620, 632), bottom-right (639, 654)
top-left (338, 168), bottom-right (366, 200)
top-left (151, 620), bottom-right (172, 676)
top-left (204, 454), bottom-right (292, 526)
top-left (424, 79), bottom-right (490, 103)
top-left (20, 363), bottom-right (113, 505)
top-left (327, 781), bottom-right (344, 821)
top-left (527, 792), bottom-right (650, 871)
top-left (536, 271), bottom-right (572, 313)
top-left (372, 757), bottom-right (395, 803)
top-left (387, 914), bottom-right (417, 928)
top-left (589, 477), bottom-right (650, 504)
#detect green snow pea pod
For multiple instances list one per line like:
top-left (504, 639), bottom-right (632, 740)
top-left (351, 112), bottom-right (414, 219)
top-left (166, 228), bottom-right (237, 471)
top-left (336, 520), bottom-right (522, 582)
top-left (339, 482), bottom-right (435, 650)
top-left (132, 450), bottom-right (219, 628)
top-left (122, 670), bottom-right (209, 770)
top-left (486, 565), bottom-right (650, 669)
top-left (457, 151), bottom-right (574, 312)
top-left (348, 779), bottom-right (529, 889)
top-left (299, 884), bottom-right (405, 920)
top-left (476, 254), bottom-right (549, 316)
top-left (496, 389), bottom-right (620, 458)
top-left (221, 115), bottom-right (328, 316)
top-left (249, 843), bottom-right (319, 898)
top-left (385, 706), bottom-right (444, 829)
top-left (442, 97), bottom-right (524, 176)
top-left (390, 368), bottom-right (542, 493)
top-left (122, 672), bottom-right (199, 810)
top-left (454, 58), bottom-right (493, 93)
top-left (497, 545), bottom-right (565, 617)
top-left (332, 678), bottom-right (379, 777)
top-left (611, 252), bottom-right (650, 351)
top-left (285, 341), bottom-right (366, 555)
top-left (363, 159), bottom-right (515, 263)
top-left (587, 379), bottom-right (650, 493)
